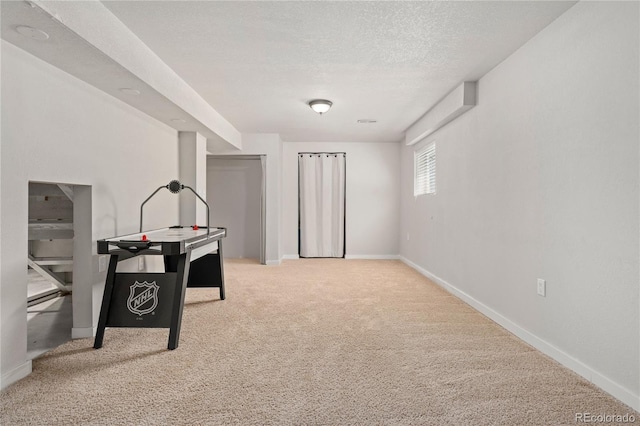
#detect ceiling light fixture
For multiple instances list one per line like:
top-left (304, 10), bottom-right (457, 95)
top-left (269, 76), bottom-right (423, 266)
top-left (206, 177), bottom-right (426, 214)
top-left (15, 25), bottom-right (49, 41)
top-left (308, 99), bottom-right (333, 115)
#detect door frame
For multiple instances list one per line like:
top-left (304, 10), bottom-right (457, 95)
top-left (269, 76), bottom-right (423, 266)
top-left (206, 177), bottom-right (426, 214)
top-left (297, 152), bottom-right (347, 258)
top-left (207, 155), bottom-right (267, 264)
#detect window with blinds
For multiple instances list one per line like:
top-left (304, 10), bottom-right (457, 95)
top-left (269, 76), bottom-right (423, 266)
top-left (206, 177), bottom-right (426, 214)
top-left (414, 142), bottom-right (436, 196)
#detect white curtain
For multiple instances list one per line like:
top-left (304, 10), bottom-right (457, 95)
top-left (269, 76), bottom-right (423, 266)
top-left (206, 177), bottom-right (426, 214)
top-left (299, 153), bottom-right (345, 258)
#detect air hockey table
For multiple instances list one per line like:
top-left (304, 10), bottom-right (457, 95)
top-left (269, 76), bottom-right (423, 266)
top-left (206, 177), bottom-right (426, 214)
top-left (94, 225), bottom-right (226, 350)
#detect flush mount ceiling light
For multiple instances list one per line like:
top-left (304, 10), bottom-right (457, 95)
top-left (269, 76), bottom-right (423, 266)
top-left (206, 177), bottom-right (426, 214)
top-left (15, 25), bottom-right (49, 41)
top-left (308, 99), bottom-right (333, 115)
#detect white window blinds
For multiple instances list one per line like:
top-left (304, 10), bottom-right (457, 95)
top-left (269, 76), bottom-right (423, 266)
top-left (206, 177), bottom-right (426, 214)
top-left (414, 142), bottom-right (436, 196)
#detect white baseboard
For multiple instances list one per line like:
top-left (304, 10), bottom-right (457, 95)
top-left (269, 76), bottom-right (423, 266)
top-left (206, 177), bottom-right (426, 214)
top-left (72, 326), bottom-right (96, 339)
top-left (265, 259), bottom-right (281, 266)
top-left (1, 360), bottom-right (32, 391)
top-left (283, 254), bottom-right (400, 260)
top-left (344, 254), bottom-right (400, 260)
top-left (400, 256), bottom-right (640, 412)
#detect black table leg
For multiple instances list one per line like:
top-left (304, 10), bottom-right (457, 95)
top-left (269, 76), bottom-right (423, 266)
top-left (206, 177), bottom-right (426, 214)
top-left (94, 255), bottom-right (119, 349)
top-left (167, 251), bottom-right (191, 350)
top-left (217, 240), bottom-right (225, 300)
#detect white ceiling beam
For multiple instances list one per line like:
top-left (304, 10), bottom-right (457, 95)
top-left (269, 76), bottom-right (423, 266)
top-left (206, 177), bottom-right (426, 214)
top-left (19, 0), bottom-right (242, 150)
top-left (405, 81), bottom-right (477, 146)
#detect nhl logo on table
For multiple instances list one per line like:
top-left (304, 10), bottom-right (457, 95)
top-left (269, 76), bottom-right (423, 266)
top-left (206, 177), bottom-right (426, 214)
top-left (127, 281), bottom-right (159, 316)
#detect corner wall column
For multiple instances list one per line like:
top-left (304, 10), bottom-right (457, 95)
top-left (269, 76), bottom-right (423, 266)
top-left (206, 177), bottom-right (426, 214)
top-left (178, 132), bottom-right (207, 226)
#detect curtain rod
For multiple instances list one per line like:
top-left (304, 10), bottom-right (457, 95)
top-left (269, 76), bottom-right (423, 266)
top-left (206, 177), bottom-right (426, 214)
top-left (298, 152), bottom-right (346, 155)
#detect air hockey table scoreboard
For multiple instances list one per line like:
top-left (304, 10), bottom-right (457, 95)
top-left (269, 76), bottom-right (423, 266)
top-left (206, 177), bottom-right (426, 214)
top-left (94, 225), bottom-right (226, 350)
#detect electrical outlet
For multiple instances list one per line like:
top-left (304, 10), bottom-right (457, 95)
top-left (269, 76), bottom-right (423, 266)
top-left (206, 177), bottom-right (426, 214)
top-left (537, 279), bottom-right (546, 297)
top-left (98, 256), bottom-right (107, 273)
top-left (406, 233), bottom-right (410, 241)
top-left (138, 257), bottom-right (145, 271)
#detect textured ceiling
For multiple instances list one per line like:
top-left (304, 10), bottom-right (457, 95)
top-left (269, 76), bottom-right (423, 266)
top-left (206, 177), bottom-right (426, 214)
top-left (62, 1), bottom-right (582, 142)
top-left (101, 1), bottom-right (576, 143)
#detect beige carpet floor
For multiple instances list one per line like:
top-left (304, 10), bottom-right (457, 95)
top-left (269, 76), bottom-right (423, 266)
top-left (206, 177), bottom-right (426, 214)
top-left (1, 259), bottom-right (637, 425)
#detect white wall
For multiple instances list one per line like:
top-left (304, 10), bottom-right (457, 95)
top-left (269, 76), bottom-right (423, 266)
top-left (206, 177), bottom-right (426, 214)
top-left (209, 134), bottom-right (282, 264)
top-left (1, 41), bottom-right (179, 389)
top-left (282, 142), bottom-right (400, 258)
top-left (207, 158), bottom-right (262, 259)
top-left (400, 1), bottom-right (639, 409)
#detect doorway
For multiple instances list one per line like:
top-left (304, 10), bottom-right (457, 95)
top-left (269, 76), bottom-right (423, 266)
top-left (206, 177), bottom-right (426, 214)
top-left (27, 182), bottom-right (74, 359)
top-left (27, 181), bottom-right (92, 358)
top-left (207, 156), bottom-right (266, 264)
top-left (298, 152), bottom-right (346, 258)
